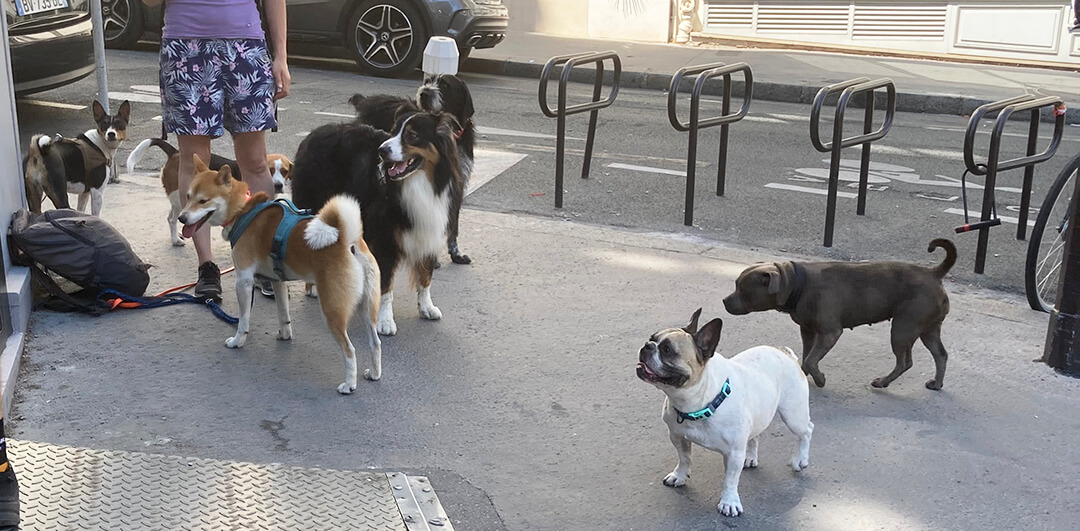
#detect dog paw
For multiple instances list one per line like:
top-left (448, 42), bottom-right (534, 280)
top-left (225, 334), bottom-right (246, 349)
top-left (717, 495), bottom-right (743, 517)
top-left (662, 471), bottom-right (688, 487)
top-left (419, 304), bottom-right (442, 320)
top-left (337, 381), bottom-right (356, 395)
top-left (743, 456), bottom-right (758, 468)
top-left (870, 377), bottom-right (889, 388)
top-left (171, 239), bottom-right (186, 247)
top-left (791, 455), bottom-right (810, 472)
top-left (451, 253), bottom-right (472, 265)
top-left (306, 285), bottom-right (319, 298)
top-left (277, 326), bottom-right (292, 341)
top-left (812, 373), bottom-right (826, 388)
top-left (377, 319), bottom-right (397, 336)
top-left (364, 368), bottom-right (381, 381)
top-left (925, 379), bottom-right (943, 390)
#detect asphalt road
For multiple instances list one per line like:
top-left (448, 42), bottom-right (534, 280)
top-left (9, 49), bottom-right (1080, 530)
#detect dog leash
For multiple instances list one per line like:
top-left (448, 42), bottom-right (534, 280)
top-left (98, 266), bottom-right (240, 324)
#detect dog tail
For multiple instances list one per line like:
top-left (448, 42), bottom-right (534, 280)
top-left (126, 138), bottom-right (177, 174)
top-left (305, 194), bottom-right (363, 251)
top-left (928, 238), bottom-right (957, 279)
top-left (27, 134), bottom-right (51, 161)
top-left (348, 93), bottom-right (366, 115)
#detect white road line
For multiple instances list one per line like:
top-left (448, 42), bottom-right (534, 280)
top-left (606, 162), bottom-right (687, 177)
top-left (19, 99), bottom-right (87, 110)
top-left (767, 113), bottom-right (810, 121)
top-left (742, 116), bottom-right (787, 124)
top-left (476, 126), bottom-right (584, 141)
top-left (295, 131), bottom-right (309, 137)
top-left (467, 149), bottom-right (528, 196)
top-left (765, 183), bottom-right (858, 198)
top-left (109, 91), bottom-right (161, 104)
top-left (314, 111), bottom-right (354, 118)
top-left (943, 208), bottom-right (1035, 227)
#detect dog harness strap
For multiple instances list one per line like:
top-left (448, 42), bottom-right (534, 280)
top-left (779, 263), bottom-right (806, 314)
top-left (674, 378), bottom-right (732, 423)
top-left (228, 199), bottom-right (315, 280)
top-left (226, 202), bottom-right (275, 248)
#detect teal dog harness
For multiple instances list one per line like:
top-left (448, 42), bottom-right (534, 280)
top-left (226, 198), bottom-right (314, 280)
top-left (674, 378), bottom-right (732, 423)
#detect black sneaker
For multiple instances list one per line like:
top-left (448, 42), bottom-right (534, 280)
top-left (1071, 23), bottom-right (1080, 33)
top-left (259, 278), bottom-right (275, 298)
top-left (195, 261), bottom-right (222, 302)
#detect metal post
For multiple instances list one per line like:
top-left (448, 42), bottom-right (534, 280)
top-left (716, 76), bottom-right (731, 197)
top-left (555, 79), bottom-right (567, 209)
top-left (90, 0), bottom-right (109, 113)
top-left (857, 91), bottom-right (874, 215)
top-left (581, 64), bottom-right (603, 180)
top-left (975, 130), bottom-right (1003, 274)
top-left (1018, 109), bottom-right (1039, 240)
top-left (824, 103), bottom-right (846, 248)
top-left (685, 84), bottom-right (700, 226)
top-left (1043, 175), bottom-right (1080, 377)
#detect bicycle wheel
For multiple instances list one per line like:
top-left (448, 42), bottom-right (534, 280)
top-left (1025, 153), bottom-right (1080, 312)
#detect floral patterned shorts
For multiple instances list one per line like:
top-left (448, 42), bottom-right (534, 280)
top-left (159, 38), bottom-right (277, 137)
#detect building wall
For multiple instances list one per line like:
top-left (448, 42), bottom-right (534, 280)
top-left (502, 0), bottom-right (672, 41)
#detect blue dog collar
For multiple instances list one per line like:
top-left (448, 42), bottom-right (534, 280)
top-left (674, 378), bottom-right (731, 423)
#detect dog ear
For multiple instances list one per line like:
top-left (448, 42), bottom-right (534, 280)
top-left (437, 113), bottom-right (462, 139)
top-left (766, 265), bottom-right (781, 294)
top-left (693, 318), bottom-right (723, 361)
top-left (683, 308), bottom-right (702, 334)
top-left (193, 154), bottom-right (209, 173)
top-left (92, 100), bottom-right (106, 122)
top-left (216, 164), bottom-right (234, 184)
top-left (117, 100), bottom-right (131, 122)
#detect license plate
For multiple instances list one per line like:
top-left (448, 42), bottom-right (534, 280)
top-left (15, 0), bottom-right (69, 16)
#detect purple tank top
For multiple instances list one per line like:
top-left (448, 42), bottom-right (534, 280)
top-left (163, 0), bottom-right (265, 40)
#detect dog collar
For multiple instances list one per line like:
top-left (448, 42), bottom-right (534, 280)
top-left (221, 190), bottom-right (253, 228)
top-left (674, 378), bottom-right (731, 423)
top-left (778, 263), bottom-right (806, 314)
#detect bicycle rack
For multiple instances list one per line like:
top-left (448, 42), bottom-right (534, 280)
top-left (962, 94), bottom-right (1065, 274)
top-left (538, 51), bottom-right (621, 209)
top-left (809, 77), bottom-right (896, 247)
top-left (667, 62), bottom-right (753, 226)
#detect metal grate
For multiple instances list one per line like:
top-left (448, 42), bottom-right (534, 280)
top-left (706, 2), bottom-right (754, 28)
top-left (853, 4), bottom-right (947, 39)
top-left (756, 2), bottom-right (851, 33)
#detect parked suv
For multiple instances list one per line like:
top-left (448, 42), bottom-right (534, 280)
top-left (7, 0), bottom-right (95, 96)
top-left (103, 0), bottom-right (508, 77)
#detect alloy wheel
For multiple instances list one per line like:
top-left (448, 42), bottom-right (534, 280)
top-left (353, 4), bottom-right (415, 69)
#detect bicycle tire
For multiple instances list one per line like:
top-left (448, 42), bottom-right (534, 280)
top-left (1025, 153), bottom-right (1080, 312)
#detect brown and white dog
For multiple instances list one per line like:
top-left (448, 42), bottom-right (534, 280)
top-left (177, 154), bottom-right (381, 394)
top-left (24, 100), bottom-right (131, 216)
top-left (126, 138), bottom-right (293, 246)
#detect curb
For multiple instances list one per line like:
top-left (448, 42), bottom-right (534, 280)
top-left (463, 58), bottom-right (1080, 124)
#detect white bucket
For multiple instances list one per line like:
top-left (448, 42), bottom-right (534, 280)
top-left (423, 36), bottom-right (459, 76)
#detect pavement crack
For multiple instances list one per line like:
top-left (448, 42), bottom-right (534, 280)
top-left (259, 417), bottom-right (290, 451)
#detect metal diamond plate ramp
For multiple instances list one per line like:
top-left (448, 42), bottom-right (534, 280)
top-left (9, 439), bottom-right (410, 530)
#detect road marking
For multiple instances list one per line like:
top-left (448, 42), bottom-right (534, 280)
top-left (152, 115), bottom-right (162, 122)
top-left (19, 99), bottom-right (87, 110)
top-left (765, 183), bottom-right (858, 198)
top-left (742, 116), bottom-right (787, 124)
top-left (943, 208), bottom-right (1035, 227)
top-left (314, 111), bottom-right (354, 118)
top-left (768, 113), bottom-right (810, 121)
top-left (109, 91), bottom-right (160, 104)
top-left (916, 193), bottom-right (959, 202)
top-left (467, 149), bottom-right (527, 196)
top-left (476, 126), bottom-right (584, 141)
top-left (606, 163), bottom-right (687, 177)
top-left (295, 131), bottom-right (309, 137)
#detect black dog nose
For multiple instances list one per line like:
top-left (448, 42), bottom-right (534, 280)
top-left (178, 213), bottom-right (188, 224)
top-left (639, 341), bottom-right (657, 357)
top-left (107, 132), bottom-right (116, 140)
top-left (379, 145), bottom-right (391, 157)
top-left (274, 183), bottom-right (284, 192)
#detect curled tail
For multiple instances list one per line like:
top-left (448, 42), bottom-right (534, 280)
top-left (305, 194), bottom-right (363, 250)
top-left (26, 134), bottom-right (50, 167)
top-left (127, 138), bottom-right (178, 174)
top-left (928, 238), bottom-right (957, 279)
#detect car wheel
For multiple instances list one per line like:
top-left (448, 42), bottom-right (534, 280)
top-left (458, 47), bottom-right (471, 68)
top-left (102, 0), bottom-right (144, 49)
top-left (346, 0), bottom-right (429, 78)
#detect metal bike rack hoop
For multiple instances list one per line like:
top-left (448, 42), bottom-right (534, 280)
top-left (538, 50), bottom-right (621, 208)
top-left (667, 62), bottom-right (753, 226)
top-left (961, 94), bottom-right (1064, 273)
top-left (809, 77), bottom-right (896, 247)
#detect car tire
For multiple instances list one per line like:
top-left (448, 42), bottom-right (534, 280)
top-left (102, 0), bottom-right (144, 49)
top-left (458, 47), bottom-right (471, 68)
top-left (346, 0), bottom-right (430, 78)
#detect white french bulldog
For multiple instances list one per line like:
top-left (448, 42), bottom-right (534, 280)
top-left (636, 309), bottom-right (814, 517)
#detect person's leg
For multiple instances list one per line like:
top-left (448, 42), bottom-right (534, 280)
top-left (1073, 0), bottom-right (1079, 30)
top-left (177, 135), bottom-right (213, 264)
top-left (232, 131), bottom-right (273, 197)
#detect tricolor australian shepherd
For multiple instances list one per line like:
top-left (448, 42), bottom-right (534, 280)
top-left (348, 74), bottom-right (476, 264)
top-left (290, 111), bottom-right (463, 336)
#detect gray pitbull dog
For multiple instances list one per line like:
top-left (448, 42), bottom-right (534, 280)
top-left (722, 239), bottom-right (956, 390)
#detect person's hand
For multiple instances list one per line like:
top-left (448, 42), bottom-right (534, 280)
top-left (272, 57), bottom-right (291, 101)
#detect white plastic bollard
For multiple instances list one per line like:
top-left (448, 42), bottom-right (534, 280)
top-left (423, 36), bottom-right (459, 76)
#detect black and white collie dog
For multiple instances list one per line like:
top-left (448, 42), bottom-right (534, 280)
top-left (291, 111), bottom-right (463, 336)
top-left (349, 74), bottom-right (476, 265)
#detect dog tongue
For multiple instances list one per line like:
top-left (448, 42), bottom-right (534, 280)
top-left (388, 161), bottom-right (408, 177)
top-left (181, 223), bottom-right (199, 239)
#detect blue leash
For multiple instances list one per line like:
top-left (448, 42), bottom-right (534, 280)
top-left (98, 288), bottom-right (239, 325)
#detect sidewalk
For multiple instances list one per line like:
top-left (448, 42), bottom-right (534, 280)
top-left (9, 176), bottom-right (1080, 530)
top-left (467, 32), bottom-right (1080, 121)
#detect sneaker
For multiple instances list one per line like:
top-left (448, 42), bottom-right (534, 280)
top-left (259, 278), bottom-right (275, 298)
top-left (195, 261), bottom-right (222, 302)
top-left (1071, 24), bottom-right (1080, 33)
